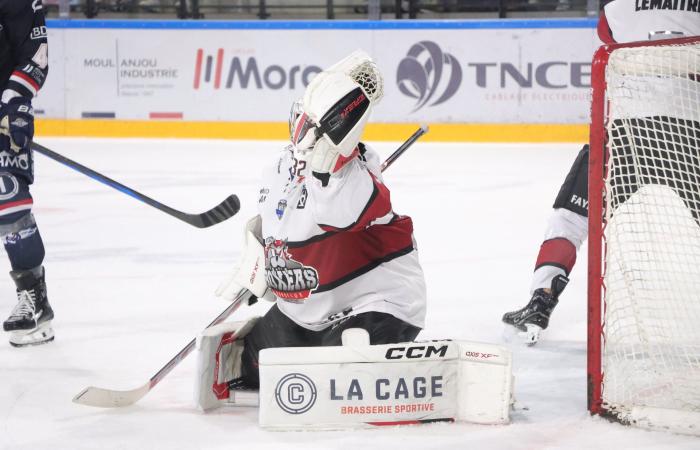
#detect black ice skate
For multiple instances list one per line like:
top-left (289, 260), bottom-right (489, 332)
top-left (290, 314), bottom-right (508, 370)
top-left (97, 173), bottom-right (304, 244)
top-left (3, 267), bottom-right (54, 347)
top-left (502, 274), bottom-right (569, 345)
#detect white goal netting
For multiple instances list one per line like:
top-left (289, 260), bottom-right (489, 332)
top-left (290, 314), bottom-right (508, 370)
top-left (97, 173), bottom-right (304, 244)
top-left (601, 39), bottom-right (700, 434)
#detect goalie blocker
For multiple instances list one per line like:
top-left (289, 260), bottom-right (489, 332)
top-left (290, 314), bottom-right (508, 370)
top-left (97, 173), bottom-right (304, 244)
top-left (196, 323), bottom-right (513, 429)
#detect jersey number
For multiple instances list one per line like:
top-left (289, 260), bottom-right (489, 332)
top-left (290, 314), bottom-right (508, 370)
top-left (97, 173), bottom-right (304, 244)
top-left (32, 44), bottom-right (48, 70)
top-left (292, 158), bottom-right (307, 177)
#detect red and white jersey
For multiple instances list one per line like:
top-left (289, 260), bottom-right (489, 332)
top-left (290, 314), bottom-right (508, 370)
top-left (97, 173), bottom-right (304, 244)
top-left (257, 144), bottom-right (427, 332)
top-left (598, 0), bottom-right (700, 44)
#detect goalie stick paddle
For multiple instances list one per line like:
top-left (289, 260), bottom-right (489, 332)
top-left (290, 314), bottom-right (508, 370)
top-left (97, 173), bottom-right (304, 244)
top-left (72, 289), bottom-right (256, 407)
top-left (31, 142), bottom-right (240, 228)
top-left (72, 125), bottom-right (428, 408)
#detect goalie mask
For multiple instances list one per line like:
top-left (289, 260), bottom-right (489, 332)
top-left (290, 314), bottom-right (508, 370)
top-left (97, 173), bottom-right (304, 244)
top-left (289, 50), bottom-right (384, 175)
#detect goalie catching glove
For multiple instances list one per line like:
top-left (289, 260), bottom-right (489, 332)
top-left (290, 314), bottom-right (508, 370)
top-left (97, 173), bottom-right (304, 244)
top-left (289, 50), bottom-right (383, 177)
top-left (215, 215), bottom-right (275, 303)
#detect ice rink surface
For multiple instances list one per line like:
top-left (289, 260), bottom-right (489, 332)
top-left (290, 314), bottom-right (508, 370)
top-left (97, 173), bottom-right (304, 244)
top-left (1, 138), bottom-right (697, 450)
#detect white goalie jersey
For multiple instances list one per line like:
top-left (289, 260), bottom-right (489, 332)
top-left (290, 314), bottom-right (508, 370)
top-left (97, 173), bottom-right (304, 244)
top-left (257, 144), bottom-right (426, 332)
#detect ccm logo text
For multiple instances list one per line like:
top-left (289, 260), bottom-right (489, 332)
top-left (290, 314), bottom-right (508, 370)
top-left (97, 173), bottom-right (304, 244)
top-left (385, 345), bottom-right (449, 360)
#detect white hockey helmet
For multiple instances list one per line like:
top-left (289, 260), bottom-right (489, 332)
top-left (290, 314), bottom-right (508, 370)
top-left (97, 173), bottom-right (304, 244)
top-left (289, 50), bottom-right (383, 160)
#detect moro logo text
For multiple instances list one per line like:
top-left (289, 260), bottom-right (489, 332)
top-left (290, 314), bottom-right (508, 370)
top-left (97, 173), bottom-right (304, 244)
top-left (275, 373), bottom-right (317, 415)
top-left (397, 41), bottom-right (462, 112)
top-left (194, 49), bottom-right (322, 90)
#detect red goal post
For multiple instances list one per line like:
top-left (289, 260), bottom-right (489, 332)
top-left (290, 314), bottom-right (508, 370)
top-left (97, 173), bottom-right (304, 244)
top-left (588, 35), bottom-right (700, 435)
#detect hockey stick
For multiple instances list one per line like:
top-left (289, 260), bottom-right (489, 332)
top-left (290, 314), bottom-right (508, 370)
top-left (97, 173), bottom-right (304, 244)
top-left (380, 124), bottom-right (428, 172)
top-left (31, 142), bottom-right (240, 228)
top-left (73, 289), bottom-right (257, 408)
top-left (73, 125), bottom-right (428, 408)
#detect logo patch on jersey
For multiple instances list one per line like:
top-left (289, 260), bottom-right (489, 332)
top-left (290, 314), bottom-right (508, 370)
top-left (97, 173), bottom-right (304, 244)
top-left (258, 188), bottom-right (269, 204)
top-left (277, 154), bottom-right (285, 174)
top-left (276, 199), bottom-right (287, 220)
top-left (30, 26), bottom-right (48, 40)
top-left (0, 152), bottom-right (30, 172)
top-left (264, 238), bottom-right (319, 302)
top-left (0, 173), bottom-right (19, 201)
top-left (2, 226), bottom-right (37, 245)
top-left (296, 186), bottom-right (308, 209)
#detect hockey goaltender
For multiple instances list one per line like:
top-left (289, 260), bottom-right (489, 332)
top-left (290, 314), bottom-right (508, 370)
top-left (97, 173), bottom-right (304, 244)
top-left (194, 50), bottom-right (514, 429)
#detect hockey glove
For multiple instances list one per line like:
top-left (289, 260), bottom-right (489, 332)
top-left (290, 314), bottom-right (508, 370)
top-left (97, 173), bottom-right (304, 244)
top-left (215, 215), bottom-right (275, 304)
top-left (0, 98), bottom-right (34, 153)
top-left (311, 138), bottom-right (358, 174)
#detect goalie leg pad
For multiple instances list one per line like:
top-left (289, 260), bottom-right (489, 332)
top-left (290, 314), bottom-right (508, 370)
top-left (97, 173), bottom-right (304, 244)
top-left (239, 304), bottom-right (318, 388)
top-left (258, 336), bottom-right (513, 429)
top-left (194, 317), bottom-right (260, 411)
top-left (238, 306), bottom-right (423, 389)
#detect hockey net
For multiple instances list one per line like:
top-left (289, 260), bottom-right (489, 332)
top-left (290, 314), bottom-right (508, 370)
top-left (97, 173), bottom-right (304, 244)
top-left (588, 36), bottom-right (700, 435)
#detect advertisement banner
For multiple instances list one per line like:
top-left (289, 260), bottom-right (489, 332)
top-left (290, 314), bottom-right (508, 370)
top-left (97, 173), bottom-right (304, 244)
top-left (258, 341), bottom-right (460, 429)
top-left (34, 20), bottom-right (599, 125)
top-left (258, 339), bottom-right (514, 428)
top-left (379, 28), bottom-right (597, 123)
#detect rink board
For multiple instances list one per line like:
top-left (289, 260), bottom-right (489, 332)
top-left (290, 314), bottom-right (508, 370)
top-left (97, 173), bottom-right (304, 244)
top-left (35, 19), bottom-right (598, 141)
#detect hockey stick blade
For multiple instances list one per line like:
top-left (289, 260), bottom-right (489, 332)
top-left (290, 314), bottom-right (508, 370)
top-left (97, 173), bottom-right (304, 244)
top-left (72, 289), bottom-right (254, 408)
top-left (172, 194), bottom-right (241, 229)
top-left (31, 142), bottom-right (240, 228)
top-left (73, 383), bottom-right (150, 408)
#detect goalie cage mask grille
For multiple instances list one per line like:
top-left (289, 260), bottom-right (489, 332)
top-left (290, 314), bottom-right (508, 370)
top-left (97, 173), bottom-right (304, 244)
top-left (348, 60), bottom-right (384, 105)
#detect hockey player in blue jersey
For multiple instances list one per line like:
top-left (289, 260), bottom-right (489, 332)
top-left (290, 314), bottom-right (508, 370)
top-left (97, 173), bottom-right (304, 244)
top-left (0, 0), bottom-right (53, 347)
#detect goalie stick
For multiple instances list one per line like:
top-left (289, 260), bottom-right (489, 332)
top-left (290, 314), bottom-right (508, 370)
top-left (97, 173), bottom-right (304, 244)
top-left (73, 125), bottom-right (428, 408)
top-left (380, 124), bottom-right (428, 172)
top-left (73, 289), bottom-right (257, 408)
top-left (31, 142), bottom-right (240, 228)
